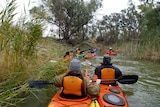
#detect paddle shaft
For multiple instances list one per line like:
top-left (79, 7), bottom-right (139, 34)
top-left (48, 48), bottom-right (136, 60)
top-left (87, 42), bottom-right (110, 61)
top-left (91, 75), bottom-right (138, 84)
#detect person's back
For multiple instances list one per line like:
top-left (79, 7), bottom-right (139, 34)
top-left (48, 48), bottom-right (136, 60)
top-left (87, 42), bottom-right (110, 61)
top-left (69, 50), bottom-right (74, 57)
top-left (76, 48), bottom-right (81, 55)
top-left (63, 51), bottom-right (70, 62)
top-left (53, 59), bottom-right (100, 99)
top-left (94, 55), bottom-right (122, 85)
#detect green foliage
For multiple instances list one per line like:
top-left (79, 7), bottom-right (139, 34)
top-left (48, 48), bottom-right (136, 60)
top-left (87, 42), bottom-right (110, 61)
top-left (140, 6), bottom-right (160, 50)
top-left (0, 0), bottom-right (44, 106)
top-left (30, 0), bottom-right (102, 42)
top-left (96, 1), bottom-right (141, 45)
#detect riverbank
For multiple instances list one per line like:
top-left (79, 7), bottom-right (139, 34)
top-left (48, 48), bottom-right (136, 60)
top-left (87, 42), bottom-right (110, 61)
top-left (96, 41), bottom-right (160, 63)
top-left (0, 38), bottom-right (70, 107)
top-left (1, 38), bottom-right (159, 107)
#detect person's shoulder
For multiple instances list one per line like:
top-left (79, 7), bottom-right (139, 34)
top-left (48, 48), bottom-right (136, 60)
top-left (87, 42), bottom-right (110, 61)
top-left (112, 66), bottom-right (120, 70)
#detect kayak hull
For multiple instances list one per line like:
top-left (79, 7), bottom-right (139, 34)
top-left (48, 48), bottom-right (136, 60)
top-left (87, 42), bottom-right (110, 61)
top-left (48, 84), bottom-right (128, 107)
top-left (48, 89), bottom-right (92, 107)
top-left (48, 70), bottom-right (128, 107)
top-left (97, 84), bottom-right (128, 107)
top-left (84, 52), bottom-right (96, 59)
top-left (105, 50), bottom-right (117, 56)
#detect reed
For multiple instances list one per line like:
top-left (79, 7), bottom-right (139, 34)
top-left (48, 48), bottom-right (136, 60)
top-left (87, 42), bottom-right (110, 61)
top-left (115, 40), bottom-right (160, 62)
top-left (0, 0), bottom-right (64, 106)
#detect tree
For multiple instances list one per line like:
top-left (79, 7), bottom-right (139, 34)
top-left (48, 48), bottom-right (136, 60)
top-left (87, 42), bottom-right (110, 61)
top-left (30, 0), bottom-right (102, 43)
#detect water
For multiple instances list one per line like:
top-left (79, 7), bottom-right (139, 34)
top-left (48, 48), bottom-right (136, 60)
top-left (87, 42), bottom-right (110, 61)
top-left (89, 55), bottom-right (160, 107)
top-left (19, 54), bottom-right (160, 107)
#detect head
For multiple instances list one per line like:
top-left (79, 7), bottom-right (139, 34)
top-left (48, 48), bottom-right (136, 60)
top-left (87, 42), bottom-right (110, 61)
top-left (103, 54), bottom-right (111, 64)
top-left (70, 59), bottom-right (81, 72)
top-left (109, 47), bottom-right (112, 50)
top-left (66, 51), bottom-right (70, 55)
top-left (76, 48), bottom-right (80, 50)
top-left (70, 50), bottom-right (73, 52)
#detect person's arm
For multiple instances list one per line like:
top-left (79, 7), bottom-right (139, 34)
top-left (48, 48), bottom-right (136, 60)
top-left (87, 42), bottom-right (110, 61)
top-left (93, 68), bottom-right (98, 80)
top-left (53, 74), bottom-right (65, 87)
top-left (113, 67), bottom-right (122, 78)
top-left (94, 67), bottom-right (101, 80)
top-left (84, 78), bottom-right (100, 96)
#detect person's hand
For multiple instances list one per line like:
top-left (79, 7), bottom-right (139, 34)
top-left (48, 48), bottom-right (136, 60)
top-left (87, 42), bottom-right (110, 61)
top-left (89, 80), bottom-right (92, 83)
top-left (96, 79), bottom-right (101, 84)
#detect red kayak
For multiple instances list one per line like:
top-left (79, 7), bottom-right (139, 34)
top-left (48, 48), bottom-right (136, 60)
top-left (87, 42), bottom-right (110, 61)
top-left (84, 52), bottom-right (96, 59)
top-left (105, 50), bottom-right (117, 56)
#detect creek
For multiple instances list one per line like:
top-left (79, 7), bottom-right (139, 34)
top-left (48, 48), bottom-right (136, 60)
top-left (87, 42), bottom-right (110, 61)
top-left (19, 54), bottom-right (160, 107)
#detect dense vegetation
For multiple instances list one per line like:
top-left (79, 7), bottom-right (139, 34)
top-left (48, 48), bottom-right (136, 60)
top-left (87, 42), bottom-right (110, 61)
top-left (31, 0), bottom-right (160, 62)
top-left (0, 0), bottom-right (160, 106)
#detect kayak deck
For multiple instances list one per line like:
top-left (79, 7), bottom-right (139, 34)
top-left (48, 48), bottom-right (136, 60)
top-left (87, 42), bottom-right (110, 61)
top-left (48, 70), bottom-right (129, 107)
top-left (97, 84), bottom-right (128, 107)
top-left (48, 84), bottom-right (128, 107)
top-left (48, 88), bottom-right (92, 107)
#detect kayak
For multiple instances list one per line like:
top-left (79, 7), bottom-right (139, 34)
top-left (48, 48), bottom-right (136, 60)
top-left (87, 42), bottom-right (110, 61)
top-left (48, 89), bottom-right (93, 107)
top-left (29, 70), bottom-right (138, 107)
top-left (75, 53), bottom-right (86, 59)
top-left (105, 50), bottom-right (117, 56)
top-left (48, 70), bottom-right (96, 107)
top-left (48, 71), bottom-right (129, 107)
top-left (84, 52), bottom-right (96, 59)
top-left (96, 84), bottom-right (128, 107)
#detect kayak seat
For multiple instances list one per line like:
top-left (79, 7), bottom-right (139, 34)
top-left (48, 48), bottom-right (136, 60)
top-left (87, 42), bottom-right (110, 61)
top-left (101, 68), bottom-right (116, 86)
top-left (103, 93), bottom-right (125, 106)
top-left (109, 88), bottom-right (120, 94)
top-left (61, 76), bottom-right (86, 99)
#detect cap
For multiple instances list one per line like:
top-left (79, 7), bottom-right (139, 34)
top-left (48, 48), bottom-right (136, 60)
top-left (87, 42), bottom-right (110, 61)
top-left (70, 59), bottom-right (81, 72)
top-left (103, 54), bottom-right (111, 63)
top-left (104, 54), bottom-right (110, 58)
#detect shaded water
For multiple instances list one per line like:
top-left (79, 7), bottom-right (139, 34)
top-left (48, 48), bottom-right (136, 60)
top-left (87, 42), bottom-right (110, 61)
top-left (19, 54), bottom-right (160, 107)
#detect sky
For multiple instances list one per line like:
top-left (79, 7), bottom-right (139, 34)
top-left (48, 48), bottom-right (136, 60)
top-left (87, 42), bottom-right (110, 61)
top-left (95, 0), bottom-right (140, 19)
top-left (0, 0), bottom-right (139, 36)
top-left (0, 0), bottom-right (140, 20)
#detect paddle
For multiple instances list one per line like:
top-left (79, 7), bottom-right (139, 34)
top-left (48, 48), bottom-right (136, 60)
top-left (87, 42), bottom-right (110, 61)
top-left (29, 75), bottom-right (138, 89)
top-left (29, 80), bottom-right (53, 88)
top-left (92, 75), bottom-right (138, 84)
top-left (82, 60), bottom-right (138, 84)
top-left (81, 60), bottom-right (96, 67)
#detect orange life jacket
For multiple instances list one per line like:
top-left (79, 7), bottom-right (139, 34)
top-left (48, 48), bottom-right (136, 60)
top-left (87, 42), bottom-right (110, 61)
top-left (69, 52), bottom-right (74, 57)
top-left (62, 76), bottom-right (83, 96)
top-left (64, 55), bottom-right (70, 62)
top-left (77, 50), bottom-right (81, 55)
top-left (101, 68), bottom-right (115, 84)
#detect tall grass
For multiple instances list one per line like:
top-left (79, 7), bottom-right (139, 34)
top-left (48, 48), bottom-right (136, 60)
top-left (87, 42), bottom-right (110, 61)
top-left (115, 40), bottom-right (160, 62)
top-left (0, 0), bottom-right (64, 106)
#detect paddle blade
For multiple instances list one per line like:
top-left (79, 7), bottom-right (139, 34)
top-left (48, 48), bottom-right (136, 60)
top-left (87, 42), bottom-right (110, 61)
top-left (84, 60), bottom-right (96, 67)
top-left (118, 75), bottom-right (138, 84)
top-left (29, 80), bottom-right (53, 88)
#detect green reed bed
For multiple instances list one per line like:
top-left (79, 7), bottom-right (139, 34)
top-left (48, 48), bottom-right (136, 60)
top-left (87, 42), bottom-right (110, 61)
top-left (0, 0), bottom-right (68, 106)
top-left (115, 40), bottom-right (160, 63)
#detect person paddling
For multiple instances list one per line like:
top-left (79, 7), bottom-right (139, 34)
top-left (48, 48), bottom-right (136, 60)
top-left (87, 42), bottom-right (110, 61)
top-left (94, 54), bottom-right (122, 85)
top-left (53, 59), bottom-right (101, 99)
top-left (63, 51), bottom-right (70, 62)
